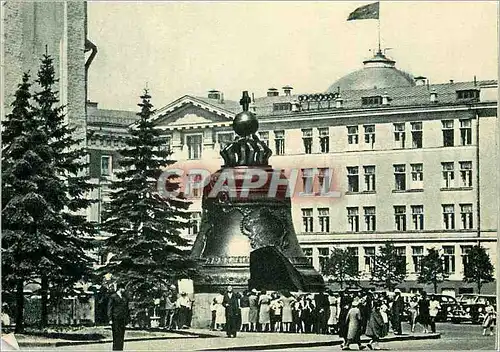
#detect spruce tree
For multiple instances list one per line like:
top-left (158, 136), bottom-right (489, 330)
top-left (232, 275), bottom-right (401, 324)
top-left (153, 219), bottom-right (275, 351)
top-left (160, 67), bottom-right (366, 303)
top-left (2, 72), bottom-right (64, 332)
top-left (31, 53), bottom-right (96, 326)
top-left (101, 90), bottom-right (197, 308)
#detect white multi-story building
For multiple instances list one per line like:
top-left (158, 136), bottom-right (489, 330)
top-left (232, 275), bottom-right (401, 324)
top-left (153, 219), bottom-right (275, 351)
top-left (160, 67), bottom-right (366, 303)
top-left (87, 51), bottom-right (498, 295)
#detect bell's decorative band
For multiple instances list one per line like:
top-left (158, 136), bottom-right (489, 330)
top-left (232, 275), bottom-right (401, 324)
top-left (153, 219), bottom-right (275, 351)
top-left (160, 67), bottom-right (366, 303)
top-left (157, 167), bottom-right (342, 200)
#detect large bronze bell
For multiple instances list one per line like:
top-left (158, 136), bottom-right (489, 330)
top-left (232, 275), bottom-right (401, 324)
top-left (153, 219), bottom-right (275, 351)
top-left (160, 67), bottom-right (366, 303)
top-left (190, 91), bottom-right (324, 294)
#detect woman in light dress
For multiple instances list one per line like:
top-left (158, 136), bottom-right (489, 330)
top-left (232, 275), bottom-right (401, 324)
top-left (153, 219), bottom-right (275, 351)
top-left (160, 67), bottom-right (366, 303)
top-left (482, 300), bottom-right (496, 336)
top-left (279, 291), bottom-right (295, 332)
top-left (215, 292), bottom-right (226, 330)
top-left (327, 291), bottom-right (339, 334)
top-left (258, 290), bottom-right (272, 332)
top-left (343, 298), bottom-right (366, 350)
top-left (408, 296), bottom-right (419, 332)
top-left (379, 299), bottom-right (390, 335)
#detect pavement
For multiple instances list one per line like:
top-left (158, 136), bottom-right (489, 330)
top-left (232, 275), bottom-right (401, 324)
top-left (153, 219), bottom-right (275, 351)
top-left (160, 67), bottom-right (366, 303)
top-left (16, 324), bottom-right (440, 351)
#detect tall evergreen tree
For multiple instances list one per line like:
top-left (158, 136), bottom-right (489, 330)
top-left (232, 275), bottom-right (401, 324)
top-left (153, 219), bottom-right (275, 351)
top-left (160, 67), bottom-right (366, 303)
top-left (31, 53), bottom-right (96, 326)
top-left (463, 245), bottom-right (494, 293)
top-left (417, 248), bottom-right (449, 293)
top-left (1, 72), bottom-right (64, 332)
top-left (324, 247), bottom-right (360, 289)
top-left (100, 90), bottom-right (197, 308)
top-left (370, 242), bottom-right (407, 291)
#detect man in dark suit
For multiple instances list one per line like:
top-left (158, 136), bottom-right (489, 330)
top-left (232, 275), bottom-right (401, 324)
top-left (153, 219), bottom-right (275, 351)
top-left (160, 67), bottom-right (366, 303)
top-left (108, 283), bottom-right (130, 351)
top-left (391, 289), bottom-right (404, 335)
top-left (222, 286), bottom-right (240, 338)
top-left (314, 288), bottom-right (330, 334)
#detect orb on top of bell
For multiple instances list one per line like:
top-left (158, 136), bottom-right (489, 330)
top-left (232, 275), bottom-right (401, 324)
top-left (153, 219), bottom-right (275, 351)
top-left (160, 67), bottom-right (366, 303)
top-left (233, 91), bottom-right (258, 137)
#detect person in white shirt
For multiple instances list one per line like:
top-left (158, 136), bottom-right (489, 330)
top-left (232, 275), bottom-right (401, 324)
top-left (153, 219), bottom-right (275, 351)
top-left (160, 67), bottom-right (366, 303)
top-left (428, 295), bottom-right (441, 333)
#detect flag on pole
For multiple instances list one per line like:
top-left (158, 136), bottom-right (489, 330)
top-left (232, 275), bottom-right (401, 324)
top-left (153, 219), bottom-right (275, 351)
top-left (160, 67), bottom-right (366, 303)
top-left (347, 2), bottom-right (379, 21)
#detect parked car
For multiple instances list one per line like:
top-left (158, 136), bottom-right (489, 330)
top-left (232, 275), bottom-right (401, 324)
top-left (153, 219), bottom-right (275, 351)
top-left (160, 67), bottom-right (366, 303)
top-left (428, 294), bottom-right (458, 322)
top-left (451, 294), bottom-right (496, 324)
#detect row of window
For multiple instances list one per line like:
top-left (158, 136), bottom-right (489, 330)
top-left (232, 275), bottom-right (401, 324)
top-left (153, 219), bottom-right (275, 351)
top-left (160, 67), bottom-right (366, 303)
top-left (304, 244), bottom-right (474, 275)
top-left (301, 203), bottom-right (474, 233)
top-left (154, 119), bottom-right (474, 160)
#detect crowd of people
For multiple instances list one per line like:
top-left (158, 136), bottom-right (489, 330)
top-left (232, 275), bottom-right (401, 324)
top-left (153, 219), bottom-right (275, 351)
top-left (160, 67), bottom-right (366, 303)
top-left (209, 286), bottom-right (470, 350)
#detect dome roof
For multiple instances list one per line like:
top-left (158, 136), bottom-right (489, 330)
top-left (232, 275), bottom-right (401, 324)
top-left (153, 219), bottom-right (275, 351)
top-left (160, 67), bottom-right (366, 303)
top-left (327, 51), bottom-right (415, 92)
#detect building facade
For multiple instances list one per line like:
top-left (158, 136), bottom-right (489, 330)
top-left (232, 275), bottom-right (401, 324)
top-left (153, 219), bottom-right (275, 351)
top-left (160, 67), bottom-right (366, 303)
top-left (88, 51), bottom-right (498, 295)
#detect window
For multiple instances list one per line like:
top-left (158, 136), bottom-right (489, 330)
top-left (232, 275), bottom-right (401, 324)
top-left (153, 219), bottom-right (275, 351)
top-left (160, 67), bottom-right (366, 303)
top-left (274, 130), bottom-right (285, 155)
top-left (442, 120), bottom-right (454, 147)
top-left (318, 248), bottom-right (330, 273)
top-left (460, 119), bottom-right (472, 145)
top-left (113, 139), bottom-right (119, 147)
top-left (362, 96), bottom-right (382, 105)
top-left (347, 247), bottom-right (359, 273)
top-left (411, 122), bottom-right (423, 148)
top-left (258, 131), bottom-right (269, 146)
top-left (364, 247), bottom-right (376, 273)
top-left (410, 163), bottom-right (423, 189)
top-left (101, 155), bottom-right (112, 176)
top-left (395, 246), bottom-right (406, 259)
top-left (318, 208), bottom-right (330, 232)
top-left (411, 205), bottom-right (424, 230)
top-left (442, 162), bottom-right (455, 188)
top-left (443, 204), bottom-right (455, 230)
top-left (273, 102), bottom-right (291, 111)
top-left (412, 246), bottom-right (424, 273)
top-left (442, 246), bottom-right (455, 274)
top-left (461, 245), bottom-right (472, 273)
top-left (394, 206), bottom-right (407, 231)
top-left (347, 126), bottom-right (359, 144)
top-left (363, 166), bottom-right (376, 192)
top-left (364, 207), bottom-right (376, 232)
top-left (347, 166), bottom-right (359, 192)
top-left (301, 168), bottom-right (314, 195)
top-left (457, 89), bottom-right (479, 100)
top-left (217, 132), bottom-right (234, 149)
top-left (188, 212), bottom-right (201, 235)
top-left (364, 125), bottom-right (375, 147)
top-left (459, 161), bottom-right (472, 187)
top-left (347, 207), bottom-right (359, 232)
top-left (302, 208), bottom-right (314, 233)
top-left (394, 164), bottom-right (406, 191)
top-left (460, 204), bottom-right (473, 229)
top-left (394, 123), bottom-right (405, 148)
top-left (319, 128), bottom-right (330, 153)
top-left (186, 134), bottom-right (202, 160)
top-left (318, 168), bottom-right (331, 194)
top-left (161, 135), bottom-right (172, 153)
top-left (188, 173), bottom-right (203, 198)
top-left (303, 247), bottom-right (313, 265)
top-left (302, 129), bottom-right (313, 154)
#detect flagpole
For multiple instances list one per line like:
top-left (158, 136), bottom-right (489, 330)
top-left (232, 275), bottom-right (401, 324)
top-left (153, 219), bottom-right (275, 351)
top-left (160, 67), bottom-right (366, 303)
top-left (377, 2), bottom-right (381, 53)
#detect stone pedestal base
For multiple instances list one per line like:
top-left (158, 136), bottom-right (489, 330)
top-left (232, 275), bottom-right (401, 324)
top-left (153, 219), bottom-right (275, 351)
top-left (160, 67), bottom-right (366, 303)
top-left (191, 292), bottom-right (218, 329)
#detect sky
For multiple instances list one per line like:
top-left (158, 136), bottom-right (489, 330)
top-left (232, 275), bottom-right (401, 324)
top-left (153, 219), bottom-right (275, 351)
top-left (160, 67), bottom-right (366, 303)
top-left (87, 1), bottom-right (499, 111)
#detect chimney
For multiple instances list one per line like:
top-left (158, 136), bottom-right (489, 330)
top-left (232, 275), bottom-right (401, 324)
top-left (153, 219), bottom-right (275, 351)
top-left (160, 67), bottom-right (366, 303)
top-left (449, 79), bottom-right (454, 84)
top-left (382, 92), bottom-right (390, 105)
top-left (219, 92), bottom-right (224, 104)
top-left (208, 90), bottom-right (221, 100)
top-left (430, 89), bottom-right (438, 103)
top-left (414, 76), bottom-right (427, 86)
top-left (86, 101), bottom-right (98, 110)
top-left (335, 97), bottom-right (344, 109)
top-left (267, 88), bottom-right (279, 97)
top-left (282, 86), bottom-right (293, 96)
